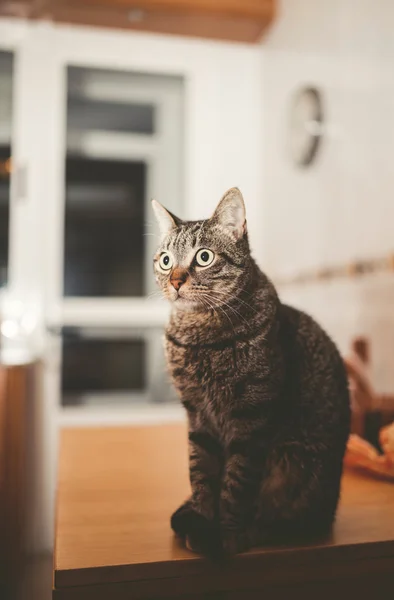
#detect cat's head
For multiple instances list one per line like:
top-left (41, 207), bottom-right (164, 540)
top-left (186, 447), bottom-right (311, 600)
top-left (152, 187), bottom-right (250, 310)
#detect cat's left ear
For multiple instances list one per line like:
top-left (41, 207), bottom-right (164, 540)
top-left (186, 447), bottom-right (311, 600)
top-left (211, 187), bottom-right (247, 241)
top-left (151, 200), bottom-right (182, 236)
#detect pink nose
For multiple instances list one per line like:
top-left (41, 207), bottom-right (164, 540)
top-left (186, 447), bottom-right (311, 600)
top-left (170, 268), bottom-right (188, 291)
top-left (171, 279), bottom-right (184, 291)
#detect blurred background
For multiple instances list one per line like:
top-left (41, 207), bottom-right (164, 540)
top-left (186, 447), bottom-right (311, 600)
top-left (0, 0), bottom-right (394, 598)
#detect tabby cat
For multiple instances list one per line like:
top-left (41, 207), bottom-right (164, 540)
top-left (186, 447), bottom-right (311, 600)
top-left (152, 187), bottom-right (350, 557)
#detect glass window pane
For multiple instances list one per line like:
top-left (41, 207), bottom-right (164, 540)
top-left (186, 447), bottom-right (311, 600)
top-left (0, 51), bottom-right (13, 289)
top-left (61, 327), bottom-right (175, 407)
top-left (63, 66), bottom-right (183, 299)
top-left (64, 157), bottom-right (146, 296)
top-left (67, 97), bottom-right (155, 135)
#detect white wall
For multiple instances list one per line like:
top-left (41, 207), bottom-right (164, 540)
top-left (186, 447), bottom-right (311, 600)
top-left (262, 0), bottom-right (394, 392)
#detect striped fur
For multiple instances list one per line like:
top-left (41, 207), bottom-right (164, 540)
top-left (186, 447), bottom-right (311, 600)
top-left (153, 188), bottom-right (350, 557)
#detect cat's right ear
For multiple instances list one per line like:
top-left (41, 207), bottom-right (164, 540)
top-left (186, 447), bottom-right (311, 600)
top-left (151, 200), bottom-right (182, 236)
top-left (211, 187), bottom-right (247, 241)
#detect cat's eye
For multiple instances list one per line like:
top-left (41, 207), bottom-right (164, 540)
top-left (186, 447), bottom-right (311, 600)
top-left (159, 252), bottom-right (173, 271)
top-left (195, 249), bottom-right (215, 267)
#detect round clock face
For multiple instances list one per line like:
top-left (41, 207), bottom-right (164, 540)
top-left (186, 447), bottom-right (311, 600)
top-left (289, 87), bottom-right (323, 167)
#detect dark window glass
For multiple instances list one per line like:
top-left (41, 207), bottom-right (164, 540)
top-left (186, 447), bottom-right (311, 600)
top-left (63, 158), bottom-right (146, 296)
top-left (61, 329), bottom-right (146, 407)
top-left (67, 97), bottom-right (155, 135)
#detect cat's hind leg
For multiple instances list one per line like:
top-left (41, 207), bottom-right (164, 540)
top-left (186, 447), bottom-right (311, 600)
top-left (256, 443), bottom-right (344, 542)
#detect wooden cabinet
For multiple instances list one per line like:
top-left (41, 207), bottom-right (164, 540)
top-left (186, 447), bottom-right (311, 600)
top-left (0, 0), bottom-right (275, 43)
top-left (0, 363), bottom-right (36, 595)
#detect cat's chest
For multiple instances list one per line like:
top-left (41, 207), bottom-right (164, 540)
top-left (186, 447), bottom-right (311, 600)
top-left (165, 337), bottom-right (239, 414)
top-left (166, 337), bottom-right (237, 379)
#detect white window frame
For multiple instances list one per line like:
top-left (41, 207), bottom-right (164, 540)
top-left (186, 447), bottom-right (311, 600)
top-left (48, 67), bottom-right (184, 317)
top-left (45, 65), bottom-right (184, 422)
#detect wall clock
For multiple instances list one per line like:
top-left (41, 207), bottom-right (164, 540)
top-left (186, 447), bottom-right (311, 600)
top-left (289, 86), bottom-right (324, 167)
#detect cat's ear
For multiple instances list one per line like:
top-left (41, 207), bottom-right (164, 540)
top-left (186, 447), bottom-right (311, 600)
top-left (151, 200), bottom-right (182, 236)
top-left (211, 187), bottom-right (247, 241)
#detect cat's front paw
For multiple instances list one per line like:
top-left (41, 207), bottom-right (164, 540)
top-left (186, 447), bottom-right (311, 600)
top-left (220, 528), bottom-right (251, 556)
top-left (171, 499), bottom-right (220, 556)
top-left (171, 499), bottom-right (196, 537)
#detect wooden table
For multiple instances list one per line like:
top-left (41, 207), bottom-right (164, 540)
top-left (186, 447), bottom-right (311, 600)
top-left (53, 425), bottom-right (394, 600)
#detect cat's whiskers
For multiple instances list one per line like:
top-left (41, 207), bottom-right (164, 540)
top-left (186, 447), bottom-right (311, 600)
top-left (217, 301), bottom-right (250, 328)
top-left (197, 292), bottom-right (236, 333)
top-left (197, 293), bottom-right (221, 325)
top-left (147, 289), bottom-right (166, 299)
top-left (198, 295), bottom-right (219, 322)
top-left (207, 288), bottom-right (260, 315)
top-left (202, 291), bottom-right (250, 327)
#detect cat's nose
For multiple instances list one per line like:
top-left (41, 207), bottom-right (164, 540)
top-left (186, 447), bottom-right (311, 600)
top-left (171, 279), bottom-right (184, 291)
top-left (170, 268), bottom-right (188, 291)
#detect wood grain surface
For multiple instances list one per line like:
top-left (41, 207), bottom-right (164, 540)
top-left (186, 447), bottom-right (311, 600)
top-left (54, 424), bottom-right (394, 598)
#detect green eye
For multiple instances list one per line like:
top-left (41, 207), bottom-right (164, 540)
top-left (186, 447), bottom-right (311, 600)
top-left (196, 249), bottom-right (215, 267)
top-left (159, 252), bottom-right (173, 270)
